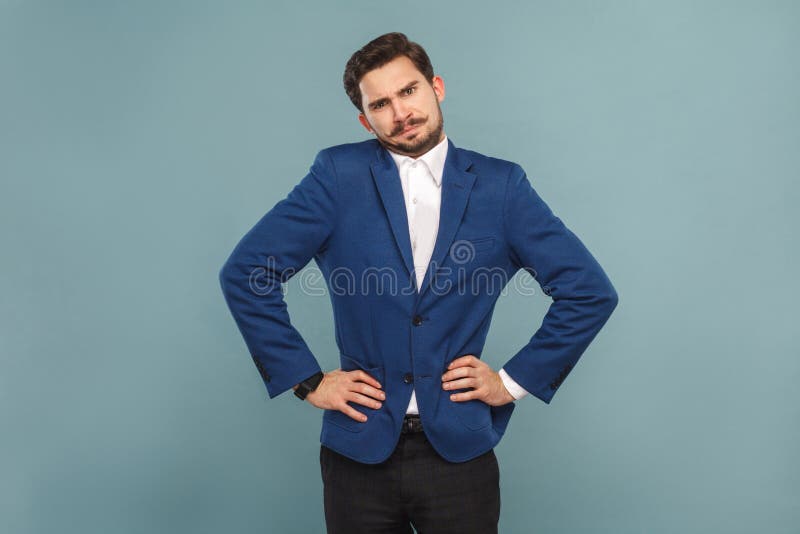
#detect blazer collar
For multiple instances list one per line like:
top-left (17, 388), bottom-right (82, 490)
top-left (385, 134), bottom-right (449, 186)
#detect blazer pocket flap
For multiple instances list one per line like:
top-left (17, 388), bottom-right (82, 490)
top-left (325, 352), bottom-right (385, 433)
top-left (339, 352), bottom-right (385, 384)
top-left (469, 236), bottom-right (495, 251)
top-left (451, 236), bottom-right (496, 258)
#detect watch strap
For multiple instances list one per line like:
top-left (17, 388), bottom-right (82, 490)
top-left (294, 371), bottom-right (324, 400)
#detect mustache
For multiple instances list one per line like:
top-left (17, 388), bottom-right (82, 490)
top-left (393, 118), bottom-right (425, 136)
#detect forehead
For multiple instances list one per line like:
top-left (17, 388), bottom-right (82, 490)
top-left (358, 55), bottom-right (425, 98)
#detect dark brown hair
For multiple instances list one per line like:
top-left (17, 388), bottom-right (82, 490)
top-left (343, 32), bottom-right (435, 113)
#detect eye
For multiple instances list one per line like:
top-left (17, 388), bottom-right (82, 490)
top-left (404, 86), bottom-right (416, 95)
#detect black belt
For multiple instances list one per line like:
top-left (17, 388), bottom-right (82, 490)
top-left (401, 414), bottom-right (424, 434)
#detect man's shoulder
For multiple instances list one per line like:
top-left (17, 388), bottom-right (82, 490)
top-left (317, 138), bottom-right (379, 162)
top-left (456, 145), bottom-right (521, 175)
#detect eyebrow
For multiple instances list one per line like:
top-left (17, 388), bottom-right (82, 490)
top-left (367, 80), bottom-right (420, 110)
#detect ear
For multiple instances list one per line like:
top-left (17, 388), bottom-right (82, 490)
top-left (432, 75), bottom-right (446, 103)
top-left (358, 113), bottom-right (373, 133)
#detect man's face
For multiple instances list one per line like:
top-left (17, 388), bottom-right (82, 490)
top-left (357, 55), bottom-right (445, 158)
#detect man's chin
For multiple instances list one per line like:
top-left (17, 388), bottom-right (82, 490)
top-left (384, 132), bottom-right (436, 156)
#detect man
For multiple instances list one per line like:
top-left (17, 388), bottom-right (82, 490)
top-left (219, 32), bottom-right (618, 533)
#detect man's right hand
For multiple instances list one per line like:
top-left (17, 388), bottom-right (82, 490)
top-left (302, 369), bottom-right (385, 422)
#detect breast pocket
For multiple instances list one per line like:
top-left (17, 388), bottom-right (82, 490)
top-left (468, 236), bottom-right (496, 252)
top-left (449, 236), bottom-right (496, 264)
top-left (438, 236), bottom-right (501, 295)
top-left (323, 352), bottom-right (385, 433)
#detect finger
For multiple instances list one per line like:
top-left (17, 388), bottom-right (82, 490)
top-left (442, 377), bottom-right (477, 391)
top-left (447, 354), bottom-right (477, 369)
top-left (450, 389), bottom-right (481, 402)
top-left (347, 392), bottom-right (383, 410)
top-left (339, 403), bottom-right (369, 422)
top-left (442, 366), bottom-right (473, 382)
top-left (351, 370), bottom-right (382, 389)
top-left (348, 380), bottom-right (386, 401)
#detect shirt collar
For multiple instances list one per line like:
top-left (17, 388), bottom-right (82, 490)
top-left (387, 134), bottom-right (449, 186)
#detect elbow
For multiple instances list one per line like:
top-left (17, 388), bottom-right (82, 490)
top-left (218, 255), bottom-right (239, 295)
top-left (599, 282), bottom-right (619, 317)
top-left (218, 263), bottom-right (228, 291)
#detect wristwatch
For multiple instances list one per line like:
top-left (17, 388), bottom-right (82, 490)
top-left (294, 371), bottom-right (325, 401)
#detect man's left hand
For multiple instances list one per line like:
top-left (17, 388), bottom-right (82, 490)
top-left (441, 355), bottom-right (515, 406)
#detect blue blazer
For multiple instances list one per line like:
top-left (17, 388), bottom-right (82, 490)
top-left (219, 137), bottom-right (618, 463)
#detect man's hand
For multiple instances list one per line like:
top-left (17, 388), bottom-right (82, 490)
top-left (442, 355), bottom-right (515, 406)
top-left (298, 369), bottom-right (385, 422)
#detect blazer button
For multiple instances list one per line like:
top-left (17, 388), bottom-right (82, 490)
top-left (412, 315), bottom-right (423, 326)
top-left (403, 373), bottom-right (414, 384)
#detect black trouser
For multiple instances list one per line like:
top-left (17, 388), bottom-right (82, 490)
top-left (320, 415), bottom-right (500, 534)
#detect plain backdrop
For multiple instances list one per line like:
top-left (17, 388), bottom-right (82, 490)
top-left (1, 1), bottom-right (798, 533)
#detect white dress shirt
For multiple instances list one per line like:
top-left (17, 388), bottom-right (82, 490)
top-left (386, 134), bottom-right (530, 414)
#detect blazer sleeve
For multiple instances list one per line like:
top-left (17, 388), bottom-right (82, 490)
top-left (218, 149), bottom-right (338, 399)
top-left (501, 163), bottom-right (618, 404)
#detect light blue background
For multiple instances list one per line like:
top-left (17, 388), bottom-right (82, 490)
top-left (2, 1), bottom-right (798, 533)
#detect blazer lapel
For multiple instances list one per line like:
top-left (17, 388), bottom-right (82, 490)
top-left (370, 144), bottom-right (416, 282)
top-left (416, 140), bottom-right (476, 300)
top-left (369, 138), bottom-right (477, 298)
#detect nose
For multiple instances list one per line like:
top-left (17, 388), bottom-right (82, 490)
top-left (391, 100), bottom-right (412, 127)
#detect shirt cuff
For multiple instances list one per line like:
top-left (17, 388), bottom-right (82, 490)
top-left (499, 368), bottom-right (530, 400)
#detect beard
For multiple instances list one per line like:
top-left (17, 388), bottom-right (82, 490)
top-left (373, 99), bottom-right (445, 158)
